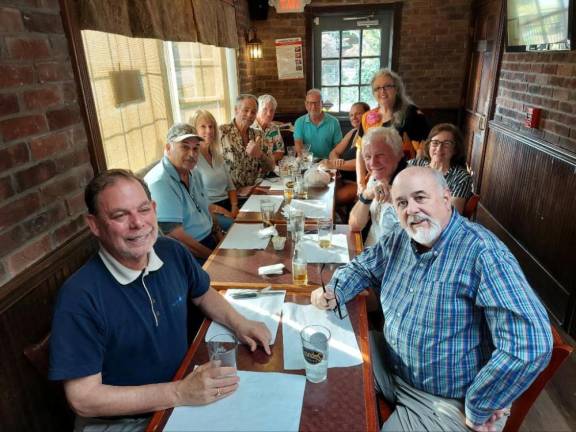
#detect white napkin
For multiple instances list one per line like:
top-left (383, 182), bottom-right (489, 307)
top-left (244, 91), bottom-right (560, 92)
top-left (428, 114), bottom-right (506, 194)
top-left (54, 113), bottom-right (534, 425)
top-left (258, 263), bottom-right (285, 275)
top-left (258, 226), bottom-right (278, 238)
top-left (289, 199), bottom-right (330, 219)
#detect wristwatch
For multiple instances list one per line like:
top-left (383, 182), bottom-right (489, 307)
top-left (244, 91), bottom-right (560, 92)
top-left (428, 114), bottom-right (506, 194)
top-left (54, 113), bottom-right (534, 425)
top-left (358, 192), bottom-right (373, 205)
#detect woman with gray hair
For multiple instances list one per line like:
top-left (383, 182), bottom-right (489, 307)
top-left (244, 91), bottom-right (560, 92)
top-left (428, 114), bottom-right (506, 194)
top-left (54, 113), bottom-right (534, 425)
top-left (253, 94), bottom-right (285, 163)
top-left (355, 69), bottom-right (429, 193)
top-left (349, 127), bottom-right (406, 246)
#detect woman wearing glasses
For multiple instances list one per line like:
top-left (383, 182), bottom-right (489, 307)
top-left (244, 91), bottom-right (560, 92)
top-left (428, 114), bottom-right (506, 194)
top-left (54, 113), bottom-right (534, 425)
top-left (408, 123), bottom-right (473, 213)
top-left (355, 69), bottom-right (429, 192)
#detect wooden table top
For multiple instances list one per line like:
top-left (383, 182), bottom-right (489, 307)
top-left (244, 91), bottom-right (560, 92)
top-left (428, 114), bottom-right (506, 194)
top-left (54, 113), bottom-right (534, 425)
top-left (235, 180), bottom-right (336, 224)
top-left (204, 224), bottom-right (363, 291)
top-left (145, 292), bottom-right (378, 432)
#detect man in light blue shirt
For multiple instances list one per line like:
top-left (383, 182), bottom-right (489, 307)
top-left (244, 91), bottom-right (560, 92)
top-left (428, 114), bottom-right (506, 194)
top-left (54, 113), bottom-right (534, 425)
top-left (311, 166), bottom-right (552, 432)
top-left (145, 123), bottom-right (223, 263)
top-left (294, 89), bottom-right (342, 159)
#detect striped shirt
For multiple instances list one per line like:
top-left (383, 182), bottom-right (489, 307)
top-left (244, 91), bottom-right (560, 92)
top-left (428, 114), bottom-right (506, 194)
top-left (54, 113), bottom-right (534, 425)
top-left (408, 158), bottom-right (473, 199)
top-left (329, 210), bottom-right (552, 425)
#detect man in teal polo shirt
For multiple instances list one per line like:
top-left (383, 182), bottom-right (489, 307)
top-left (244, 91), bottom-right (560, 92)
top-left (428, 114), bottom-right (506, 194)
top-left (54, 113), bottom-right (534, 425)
top-left (145, 123), bottom-right (223, 264)
top-left (294, 89), bottom-right (342, 159)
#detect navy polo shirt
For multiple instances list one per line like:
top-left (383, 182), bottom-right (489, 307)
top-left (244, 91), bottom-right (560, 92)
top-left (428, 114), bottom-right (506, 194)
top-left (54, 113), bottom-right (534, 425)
top-left (49, 237), bottom-right (210, 386)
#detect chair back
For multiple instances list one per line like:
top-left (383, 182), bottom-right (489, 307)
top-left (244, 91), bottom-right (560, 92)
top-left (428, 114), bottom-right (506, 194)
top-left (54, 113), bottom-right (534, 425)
top-left (502, 326), bottom-right (573, 432)
top-left (463, 193), bottom-right (480, 220)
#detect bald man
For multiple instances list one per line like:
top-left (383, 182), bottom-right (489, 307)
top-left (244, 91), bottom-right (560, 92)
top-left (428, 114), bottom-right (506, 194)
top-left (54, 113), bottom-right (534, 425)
top-left (311, 166), bottom-right (552, 432)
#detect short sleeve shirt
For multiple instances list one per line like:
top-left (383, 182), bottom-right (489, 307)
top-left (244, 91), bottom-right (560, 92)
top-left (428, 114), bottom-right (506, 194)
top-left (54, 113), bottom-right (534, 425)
top-left (293, 113), bottom-right (342, 159)
top-left (252, 121), bottom-right (285, 154)
top-left (408, 158), bottom-right (473, 200)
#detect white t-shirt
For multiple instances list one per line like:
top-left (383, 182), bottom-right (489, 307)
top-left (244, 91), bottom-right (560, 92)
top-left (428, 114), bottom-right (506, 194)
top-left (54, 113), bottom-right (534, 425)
top-left (364, 176), bottom-right (399, 246)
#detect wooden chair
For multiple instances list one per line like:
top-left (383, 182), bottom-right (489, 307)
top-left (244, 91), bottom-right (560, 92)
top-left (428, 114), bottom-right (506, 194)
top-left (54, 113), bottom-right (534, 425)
top-left (378, 326), bottom-right (573, 430)
top-left (463, 193), bottom-right (480, 220)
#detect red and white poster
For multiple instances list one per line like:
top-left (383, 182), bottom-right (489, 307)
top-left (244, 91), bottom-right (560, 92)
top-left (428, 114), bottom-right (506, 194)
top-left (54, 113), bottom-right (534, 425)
top-left (275, 37), bottom-right (303, 80)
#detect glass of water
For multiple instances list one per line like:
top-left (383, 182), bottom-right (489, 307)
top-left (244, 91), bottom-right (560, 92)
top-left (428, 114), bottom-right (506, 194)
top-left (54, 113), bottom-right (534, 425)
top-left (317, 217), bottom-right (333, 249)
top-left (300, 325), bottom-right (331, 383)
top-left (207, 334), bottom-right (237, 369)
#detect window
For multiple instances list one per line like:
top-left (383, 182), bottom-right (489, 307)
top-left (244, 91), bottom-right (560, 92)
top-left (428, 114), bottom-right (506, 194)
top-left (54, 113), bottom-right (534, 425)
top-left (82, 31), bottom-right (237, 172)
top-left (312, 9), bottom-right (395, 115)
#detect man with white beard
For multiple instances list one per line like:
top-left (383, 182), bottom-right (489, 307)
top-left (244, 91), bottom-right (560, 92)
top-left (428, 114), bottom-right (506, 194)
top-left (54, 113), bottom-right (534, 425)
top-left (311, 166), bottom-right (552, 432)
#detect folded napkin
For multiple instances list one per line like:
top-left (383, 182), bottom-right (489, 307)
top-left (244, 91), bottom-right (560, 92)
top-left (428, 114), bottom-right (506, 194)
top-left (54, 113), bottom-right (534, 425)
top-left (258, 226), bottom-right (278, 238)
top-left (258, 263), bottom-right (285, 276)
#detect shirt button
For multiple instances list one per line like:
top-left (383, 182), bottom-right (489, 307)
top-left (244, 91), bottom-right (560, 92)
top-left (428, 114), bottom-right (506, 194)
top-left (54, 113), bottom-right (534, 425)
top-left (409, 289), bottom-right (414, 293)
top-left (433, 251), bottom-right (438, 256)
top-left (418, 263), bottom-right (423, 268)
top-left (396, 312), bottom-right (400, 317)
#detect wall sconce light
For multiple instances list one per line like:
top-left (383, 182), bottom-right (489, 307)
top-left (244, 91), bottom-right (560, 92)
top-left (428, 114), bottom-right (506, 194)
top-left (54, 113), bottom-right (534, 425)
top-left (269, 0), bottom-right (311, 13)
top-left (247, 29), bottom-right (263, 59)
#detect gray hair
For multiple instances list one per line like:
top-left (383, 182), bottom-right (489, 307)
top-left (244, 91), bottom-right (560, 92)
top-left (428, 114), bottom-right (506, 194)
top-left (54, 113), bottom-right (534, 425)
top-left (371, 68), bottom-right (413, 129)
top-left (258, 94), bottom-right (278, 112)
top-left (235, 94), bottom-right (258, 109)
top-left (306, 88), bottom-right (322, 100)
top-left (393, 166), bottom-right (449, 192)
top-left (362, 127), bottom-right (403, 159)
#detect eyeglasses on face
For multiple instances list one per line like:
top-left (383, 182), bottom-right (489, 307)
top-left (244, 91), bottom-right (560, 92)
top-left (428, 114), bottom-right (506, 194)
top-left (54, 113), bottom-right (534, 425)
top-left (305, 100), bottom-right (322, 106)
top-left (429, 139), bottom-right (455, 148)
top-left (373, 84), bottom-right (396, 93)
top-left (320, 263), bottom-right (348, 320)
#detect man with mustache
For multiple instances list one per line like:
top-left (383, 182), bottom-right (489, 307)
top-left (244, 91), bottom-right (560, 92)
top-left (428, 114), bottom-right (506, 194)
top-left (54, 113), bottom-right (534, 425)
top-left (49, 169), bottom-right (271, 431)
top-left (145, 123), bottom-right (222, 263)
top-left (311, 166), bottom-right (552, 432)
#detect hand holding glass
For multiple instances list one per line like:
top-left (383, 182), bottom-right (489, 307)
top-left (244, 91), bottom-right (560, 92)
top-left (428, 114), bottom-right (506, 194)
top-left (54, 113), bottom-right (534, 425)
top-left (207, 334), bottom-right (237, 369)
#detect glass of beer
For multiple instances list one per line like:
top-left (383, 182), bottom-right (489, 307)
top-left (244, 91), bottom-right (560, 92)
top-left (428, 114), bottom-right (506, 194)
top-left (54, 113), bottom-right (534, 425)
top-left (283, 180), bottom-right (294, 203)
top-left (317, 217), bottom-right (333, 249)
top-left (260, 199), bottom-right (275, 228)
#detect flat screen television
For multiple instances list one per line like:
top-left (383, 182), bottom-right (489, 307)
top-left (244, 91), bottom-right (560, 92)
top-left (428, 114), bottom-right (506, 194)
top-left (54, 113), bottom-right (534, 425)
top-left (507, 0), bottom-right (574, 51)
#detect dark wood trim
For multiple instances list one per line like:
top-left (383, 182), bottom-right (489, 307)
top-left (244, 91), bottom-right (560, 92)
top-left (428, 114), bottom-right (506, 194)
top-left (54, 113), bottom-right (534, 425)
top-left (304, 3), bottom-right (403, 92)
top-left (0, 228), bottom-right (94, 314)
top-left (490, 120), bottom-right (576, 166)
top-left (59, 0), bottom-right (107, 174)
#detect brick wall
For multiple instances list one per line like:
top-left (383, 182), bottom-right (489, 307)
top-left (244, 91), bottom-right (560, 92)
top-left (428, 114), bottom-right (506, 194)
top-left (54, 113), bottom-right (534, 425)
top-left (0, 0), bottom-right (92, 287)
top-left (495, 51), bottom-right (576, 154)
top-left (236, 0), bottom-right (471, 113)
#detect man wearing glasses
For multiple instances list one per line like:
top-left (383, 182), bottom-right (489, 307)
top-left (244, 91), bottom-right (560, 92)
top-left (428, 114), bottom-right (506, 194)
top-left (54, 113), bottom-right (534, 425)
top-left (294, 88), bottom-right (342, 159)
top-left (311, 166), bottom-right (552, 432)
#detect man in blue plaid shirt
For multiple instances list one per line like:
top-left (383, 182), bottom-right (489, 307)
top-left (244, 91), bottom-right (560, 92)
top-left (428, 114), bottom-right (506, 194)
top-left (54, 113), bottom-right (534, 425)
top-left (311, 166), bottom-right (552, 431)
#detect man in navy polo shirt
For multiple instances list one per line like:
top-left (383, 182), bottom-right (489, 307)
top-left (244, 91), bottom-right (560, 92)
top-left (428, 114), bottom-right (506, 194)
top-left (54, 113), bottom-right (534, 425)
top-left (49, 169), bottom-right (271, 431)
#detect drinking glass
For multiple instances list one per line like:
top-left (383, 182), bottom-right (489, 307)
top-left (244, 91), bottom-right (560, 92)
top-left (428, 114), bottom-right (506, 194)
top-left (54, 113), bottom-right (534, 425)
top-left (317, 217), bottom-right (333, 249)
top-left (207, 334), bottom-right (237, 369)
top-left (260, 200), bottom-right (275, 227)
top-left (300, 325), bottom-right (330, 383)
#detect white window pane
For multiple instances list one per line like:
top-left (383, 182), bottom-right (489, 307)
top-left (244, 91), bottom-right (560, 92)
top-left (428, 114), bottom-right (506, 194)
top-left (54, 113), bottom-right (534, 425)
top-left (321, 31), bottom-right (340, 58)
top-left (361, 58), bottom-right (380, 84)
top-left (321, 60), bottom-right (340, 85)
top-left (360, 85), bottom-right (374, 105)
top-left (341, 30), bottom-right (360, 57)
top-left (340, 86), bottom-right (359, 112)
top-left (322, 87), bottom-right (339, 112)
top-left (341, 59), bottom-right (359, 85)
top-left (362, 29), bottom-right (381, 56)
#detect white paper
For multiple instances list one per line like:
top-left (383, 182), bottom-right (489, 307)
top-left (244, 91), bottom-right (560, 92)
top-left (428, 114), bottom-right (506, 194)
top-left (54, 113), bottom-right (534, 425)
top-left (219, 224), bottom-right (270, 250)
top-left (282, 303), bottom-right (363, 370)
top-left (164, 371), bottom-right (306, 432)
top-left (289, 199), bottom-right (330, 219)
top-left (299, 234), bottom-right (350, 264)
top-left (258, 263), bottom-right (285, 275)
top-left (239, 194), bottom-right (284, 212)
top-left (260, 178), bottom-right (284, 190)
top-left (275, 38), bottom-right (304, 80)
top-left (206, 289), bottom-right (286, 345)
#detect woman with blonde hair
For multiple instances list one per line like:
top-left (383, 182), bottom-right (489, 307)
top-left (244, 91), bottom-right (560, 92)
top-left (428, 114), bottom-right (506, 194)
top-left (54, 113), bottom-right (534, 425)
top-left (190, 109), bottom-right (238, 231)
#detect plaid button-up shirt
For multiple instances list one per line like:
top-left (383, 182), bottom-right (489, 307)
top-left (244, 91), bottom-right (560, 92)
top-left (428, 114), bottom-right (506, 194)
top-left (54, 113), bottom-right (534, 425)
top-left (329, 210), bottom-right (552, 424)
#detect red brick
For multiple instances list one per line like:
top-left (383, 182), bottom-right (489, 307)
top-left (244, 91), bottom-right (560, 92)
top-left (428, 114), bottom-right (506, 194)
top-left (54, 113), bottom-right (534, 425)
top-left (22, 202), bottom-right (67, 237)
top-left (0, 225), bottom-right (26, 258)
top-left (66, 191), bottom-right (86, 215)
top-left (39, 171), bottom-right (82, 204)
top-left (15, 160), bottom-right (57, 191)
top-left (0, 192), bottom-right (40, 231)
top-left (38, 0), bottom-right (60, 11)
top-left (7, 234), bottom-right (52, 275)
top-left (53, 214), bottom-right (85, 245)
top-left (22, 11), bottom-right (63, 33)
top-left (49, 34), bottom-right (70, 58)
top-left (36, 62), bottom-right (73, 82)
top-left (0, 93), bottom-right (19, 116)
top-left (0, 7), bottom-right (24, 32)
top-left (0, 142), bottom-right (29, 171)
top-left (46, 106), bottom-right (82, 130)
top-left (0, 64), bottom-right (34, 88)
top-left (0, 115), bottom-right (48, 141)
top-left (61, 81), bottom-right (78, 103)
top-left (0, 176), bottom-right (14, 200)
top-left (30, 131), bottom-right (69, 160)
top-left (54, 148), bottom-right (91, 171)
top-left (6, 36), bottom-right (51, 60)
top-left (23, 86), bottom-right (62, 110)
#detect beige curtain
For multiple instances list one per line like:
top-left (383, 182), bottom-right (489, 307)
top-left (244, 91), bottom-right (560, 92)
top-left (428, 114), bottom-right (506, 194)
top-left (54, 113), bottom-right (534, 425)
top-left (77, 0), bottom-right (239, 48)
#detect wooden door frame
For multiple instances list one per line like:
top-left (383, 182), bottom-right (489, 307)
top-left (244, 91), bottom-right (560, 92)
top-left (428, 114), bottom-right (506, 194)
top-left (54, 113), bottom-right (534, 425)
top-left (461, 0), bottom-right (506, 193)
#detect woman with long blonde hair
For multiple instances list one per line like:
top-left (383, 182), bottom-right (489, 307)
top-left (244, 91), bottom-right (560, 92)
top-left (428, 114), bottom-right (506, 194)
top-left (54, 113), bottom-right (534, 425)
top-left (190, 109), bottom-right (238, 231)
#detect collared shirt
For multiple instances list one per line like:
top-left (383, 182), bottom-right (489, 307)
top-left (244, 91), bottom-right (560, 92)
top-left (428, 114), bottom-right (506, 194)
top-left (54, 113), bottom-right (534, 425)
top-left (252, 120), bottom-right (285, 154)
top-left (220, 121), bottom-right (267, 188)
top-left (196, 153), bottom-right (235, 204)
top-left (329, 210), bottom-right (552, 425)
top-left (293, 112), bottom-right (342, 159)
top-left (408, 158), bottom-right (473, 200)
top-left (144, 156), bottom-right (212, 241)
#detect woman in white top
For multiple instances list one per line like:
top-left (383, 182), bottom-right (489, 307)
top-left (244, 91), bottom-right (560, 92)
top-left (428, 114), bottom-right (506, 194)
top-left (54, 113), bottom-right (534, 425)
top-left (348, 127), bottom-right (404, 246)
top-left (190, 110), bottom-right (238, 231)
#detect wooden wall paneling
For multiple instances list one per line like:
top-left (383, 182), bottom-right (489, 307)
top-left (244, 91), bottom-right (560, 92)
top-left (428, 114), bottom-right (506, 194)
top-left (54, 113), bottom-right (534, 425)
top-left (477, 123), bottom-right (576, 332)
top-left (0, 230), bottom-right (98, 431)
